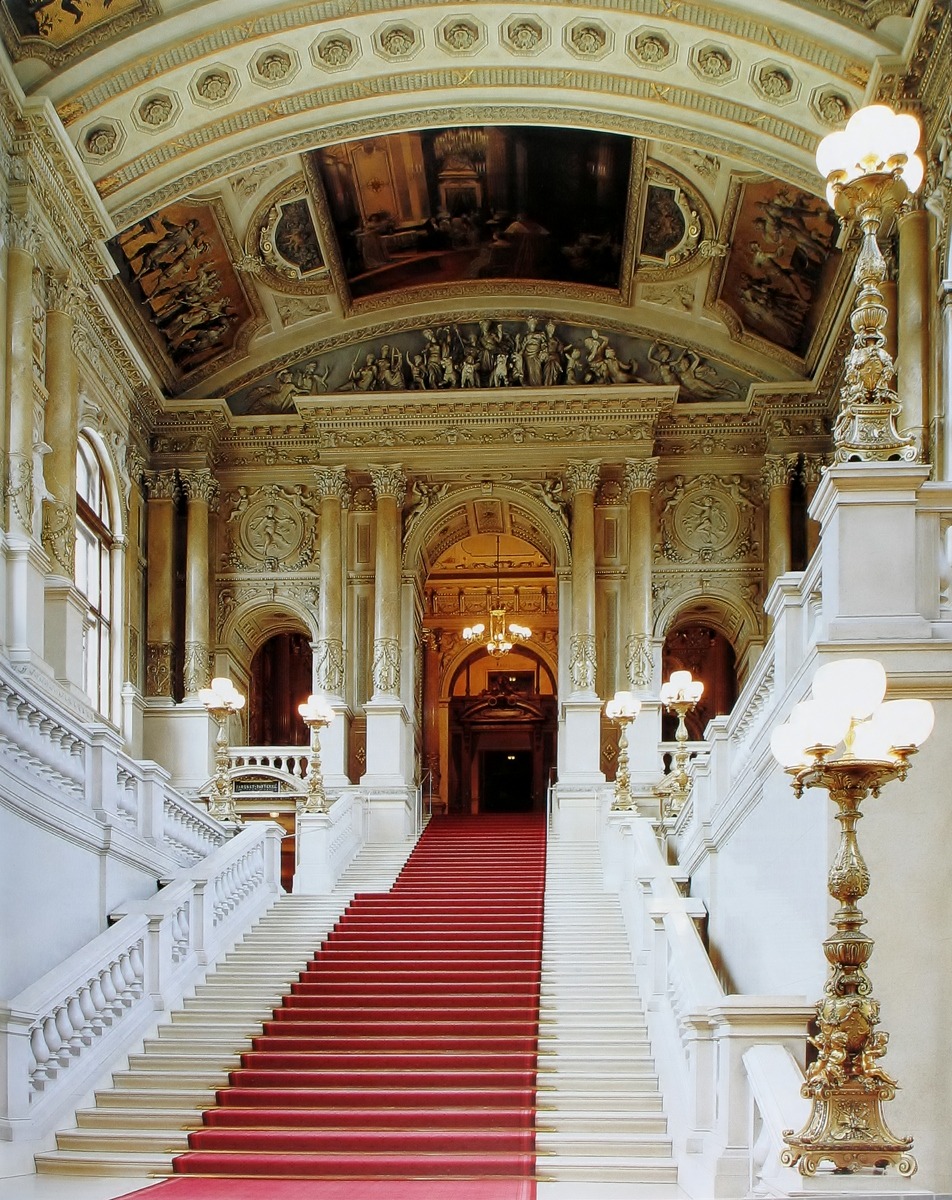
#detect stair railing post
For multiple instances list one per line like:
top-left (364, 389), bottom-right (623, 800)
top-left (0, 1007), bottom-right (34, 1125)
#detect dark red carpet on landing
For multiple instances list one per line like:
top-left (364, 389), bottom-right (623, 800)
top-left (118, 814), bottom-right (545, 1199)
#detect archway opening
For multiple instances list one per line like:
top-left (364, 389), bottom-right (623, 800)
top-left (420, 515), bottom-right (560, 816)
top-left (661, 623), bottom-right (737, 741)
top-left (249, 630), bottom-right (313, 746)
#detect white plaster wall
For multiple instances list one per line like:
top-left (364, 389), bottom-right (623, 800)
top-left (0, 793), bottom-right (173, 999)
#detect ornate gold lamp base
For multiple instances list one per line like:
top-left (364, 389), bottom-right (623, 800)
top-left (782, 1082), bottom-right (916, 1177)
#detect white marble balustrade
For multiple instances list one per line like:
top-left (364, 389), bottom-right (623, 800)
top-left (0, 822), bottom-right (282, 1140)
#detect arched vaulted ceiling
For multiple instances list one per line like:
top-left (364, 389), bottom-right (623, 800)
top-left (4, 0), bottom-right (947, 428)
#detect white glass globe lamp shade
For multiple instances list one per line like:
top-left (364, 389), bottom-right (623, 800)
top-left (811, 658), bottom-right (887, 724)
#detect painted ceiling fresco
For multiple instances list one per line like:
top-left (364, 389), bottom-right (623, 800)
top-left (9, 0), bottom-right (934, 420)
top-left (311, 127), bottom-right (632, 299)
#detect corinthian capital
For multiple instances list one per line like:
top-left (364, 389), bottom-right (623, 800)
top-left (143, 469), bottom-right (180, 501)
top-left (369, 464), bottom-right (407, 506)
top-left (45, 271), bottom-right (82, 317)
top-left (6, 210), bottom-right (41, 256)
top-left (762, 453), bottom-right (798, 491)
top-left (623, 456), bottom-right (659, 496)
top-left (314, 465), bottom-right (351, 503)
top-left (179, 468), bottom-right (219, 506)
top-left (565, 459), bottom-right (602, 496)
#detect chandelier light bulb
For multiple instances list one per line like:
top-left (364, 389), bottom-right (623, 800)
top-left (606, 690), bottom-right (641, 722)
top-left (299, 693), bottom-right (336, 724)
top-left (816, 104), bottom-right (924, 195)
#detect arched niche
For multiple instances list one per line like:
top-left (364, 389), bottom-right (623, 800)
top-left (249, 631), bottom-right (313, 746)
top-left (660, 612), bottom-right (740, 742)
top-left (654, 585), bottom-right (762, 692)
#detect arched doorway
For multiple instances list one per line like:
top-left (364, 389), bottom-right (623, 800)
top-left (447, 657), bottom-right (558, 814)
top-left (417, 512), bottom-right (561, 815)
top-left (249, 631), bottom-right (313, 746)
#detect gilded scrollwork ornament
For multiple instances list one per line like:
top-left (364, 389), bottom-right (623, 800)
top-left (42, 497), bottom-right (75, 576)
top-left (145, 641), bottom-right (173, 697)
top-left (626, 633), bottom-right (654, 689)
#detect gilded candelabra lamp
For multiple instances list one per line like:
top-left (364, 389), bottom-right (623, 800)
top-left (298, 692), bottom-right (336, 814)
top-left (198, 676), bottom-right (245, 823)
top-left (463, 535), bottom-right (531, 657)
top-left (770, 657), bottom-right (934, 1177)
top-left (815, 104), bottom-right (924, 463)
top-left (605, 690), bottom-right (641, 811)
top-left (657, 669), bottom-right (704, 819)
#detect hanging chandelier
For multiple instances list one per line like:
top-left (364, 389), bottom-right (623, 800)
top-left (463, 536), bottom-right (531, 657)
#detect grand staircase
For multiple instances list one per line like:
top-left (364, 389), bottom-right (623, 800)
top-left (35, 841), bottom-right (416, 1178)
top-left (36, 816), bottom-right (679, 1191)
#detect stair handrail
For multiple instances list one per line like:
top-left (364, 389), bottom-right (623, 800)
top-left (742, 1044), bottom-right (811, 1197)
top-left (0, 822), bottom-right (282, 1141)
top-left (608, 809), bottom-right (811, 1197)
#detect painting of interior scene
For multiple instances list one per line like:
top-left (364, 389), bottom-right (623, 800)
top-left (311, 126), bottom-right (632, 298)
top-left (3, 0), bottom-right (140, 45)
top-left (717, 179), bottom-right (839, 358)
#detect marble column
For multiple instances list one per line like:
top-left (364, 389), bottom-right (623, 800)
top-left (313, 465), bottom-right (350, 786)
top-left (763, 453), bottom-right (798, 593)
top-left (42, 272), bottom-right (88, 690)
top-left (144, 470), bottom-right (178, 699)
top-left (180, 469), bottom-right (218, 696)
top-left (369, 465), bottom-right (406, 700)
top-left (4, 210), bottom-right (46, 660)
top-left (897, 203), bottom-right (932, 461)
top-left (313, 466), bottom-right (348, 697)
top-left (557, 460), bottom-right (605, 812)
top-left (566, 459), bottom-right (600, 696)
top-left (623, 457), bottom-right (658, 692)
top-left (41, 271), bottom-right (81, 578)
top-left (361, 465), bottom-right (412, 833)
top-left (422, 628), bottom-right (443, 805)
top-left (801, 455), bottom-right (827, 564)
top-left (4, 211), bottom-right (40, 542)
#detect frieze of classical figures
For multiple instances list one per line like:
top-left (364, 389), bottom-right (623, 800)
top-left (313, 637), bottom-right (345, 696)
top-left (222, 482), bottom-right (319, 571)
top-left (179, 468), bottom-right (219, 507)
top-left (42, 497), bottom-right (74, 576)
top-left (624, 456), bottom-right (659, 495)
top-left (569, 633), bottom-right (598, 692)
top-left (565, 460), bottom-right (602, 496)
top-left (625, 633), bottom-right (654, 689)
top-left (183, 642), bottom-right (212, 696)
top-left (372, 637), bottom-right (401, 696)
top-left (313, 465), bottom-right (351, 504)
top-left (231, 316), bottom-right (749, 414)
top-left (368, 465), bottom-right (408, 505)
top-left (762, 452), bottom-right (800, 490)
top-left (145, 641), bottom-right (173, 697)
top-left (656, 473), bottom-right (759, 564)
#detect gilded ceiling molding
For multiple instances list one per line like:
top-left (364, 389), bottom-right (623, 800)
top-left (107, 94), bottom-right (827, 228)
top-left (54, 0), bottom-right (878, 123)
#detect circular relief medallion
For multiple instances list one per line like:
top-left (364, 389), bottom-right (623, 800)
top-left (673, 489), bottom-right (737, 556)
top-left (239, 498), bottom-right (304, 565)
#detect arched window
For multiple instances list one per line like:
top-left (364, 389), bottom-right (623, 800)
top-left (75, 437), bottom-right (114, 717)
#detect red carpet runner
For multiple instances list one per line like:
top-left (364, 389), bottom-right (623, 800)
top-left (121, 813), bottom-right (545, 1200)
